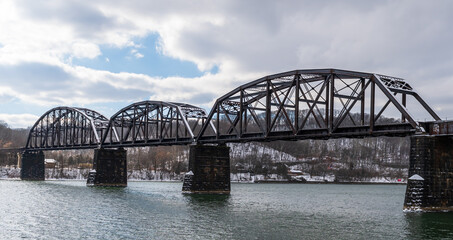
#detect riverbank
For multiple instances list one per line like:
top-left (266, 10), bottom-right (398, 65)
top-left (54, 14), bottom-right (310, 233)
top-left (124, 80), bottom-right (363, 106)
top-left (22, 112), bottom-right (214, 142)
top-left (1, 167), bottom-right (406, 184)
top-left (0, 178), bottom-right (407, 185)
top-left (253, 180), bottom-right (406, 185)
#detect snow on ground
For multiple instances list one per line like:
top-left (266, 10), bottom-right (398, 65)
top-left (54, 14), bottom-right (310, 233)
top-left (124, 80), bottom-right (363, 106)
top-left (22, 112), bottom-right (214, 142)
top-left (1, 166), bottom-right (406, 183)
top-left (0, 166), bottom-right (187, 181)
top-left (0, 166), bottom-right (20, 178)
top-left (229, 142), bottom-right (298, 162)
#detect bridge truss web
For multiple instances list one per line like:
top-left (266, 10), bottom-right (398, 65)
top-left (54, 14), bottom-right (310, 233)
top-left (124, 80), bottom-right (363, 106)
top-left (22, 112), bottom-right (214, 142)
top-left (26, 107), bottom-right (109, 150)
top-left (100, 101), bottom-right (213, 147)
top-left (25, 69), bottom-right (440, 150)
top-left (196, 69), bottom-right (440, 143)
top-left (25, 101), bottom-right (214, 150)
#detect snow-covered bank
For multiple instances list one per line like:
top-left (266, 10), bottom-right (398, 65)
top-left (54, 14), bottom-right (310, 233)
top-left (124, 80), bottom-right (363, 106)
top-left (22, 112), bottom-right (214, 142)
top-left (229, 172), bottom-right (406, 184)
top-left (1, 167), bottom-right (406, 184)
top-left (0, 166), bottom-right (20, 178)
top-left (0, 166), bottom-right (186, 181)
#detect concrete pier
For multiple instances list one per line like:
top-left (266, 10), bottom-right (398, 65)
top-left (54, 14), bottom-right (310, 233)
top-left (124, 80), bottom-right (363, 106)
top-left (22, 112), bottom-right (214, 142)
top-left (404, 136), bottom-right (453, 211)
top-left (87, 148), bottom-right (127, 187)
top-left (182, 144), bottom-right (230, 194)
top-left (20, 150), bottom-right (45, 181)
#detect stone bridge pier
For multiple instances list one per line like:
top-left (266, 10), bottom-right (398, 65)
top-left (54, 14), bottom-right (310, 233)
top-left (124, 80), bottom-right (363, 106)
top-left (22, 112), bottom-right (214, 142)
top-left (404, 135), bottom-right (453, 211)
top-left (20, 150), bottom-right (45, 180)
top-left (182, 144), bottom-right (230, 194)
top-left (87, 148), bottom-right (127, 187)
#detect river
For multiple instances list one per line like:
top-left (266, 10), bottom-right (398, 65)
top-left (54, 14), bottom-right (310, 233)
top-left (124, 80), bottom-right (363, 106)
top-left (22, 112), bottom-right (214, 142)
top-left (1, 180), bottom-right (452, 239)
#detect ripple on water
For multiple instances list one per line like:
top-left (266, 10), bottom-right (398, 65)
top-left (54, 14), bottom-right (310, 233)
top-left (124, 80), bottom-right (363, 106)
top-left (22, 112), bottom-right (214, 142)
top-left (1, 181), bottom-right (453, 239)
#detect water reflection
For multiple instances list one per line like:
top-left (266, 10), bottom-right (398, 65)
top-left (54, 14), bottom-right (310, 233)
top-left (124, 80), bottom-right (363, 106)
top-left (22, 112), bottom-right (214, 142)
top-left (183, 193), bottom-right (231, 207)
top-left (88, 185), bottom-right (128, 193)
top-left (404, 212), bottom-right (453, 239)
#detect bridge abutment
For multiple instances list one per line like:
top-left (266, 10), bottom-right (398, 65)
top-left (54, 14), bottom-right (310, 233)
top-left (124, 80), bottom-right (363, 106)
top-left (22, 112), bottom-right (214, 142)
top-left (182, 144), bottom-right (230, 194)
top-left (87, 148), bottom-right (127, 187)
top-left (404, 136), bottom-right (453, 211)
top-left (20, 150), bottom-right (45, 180)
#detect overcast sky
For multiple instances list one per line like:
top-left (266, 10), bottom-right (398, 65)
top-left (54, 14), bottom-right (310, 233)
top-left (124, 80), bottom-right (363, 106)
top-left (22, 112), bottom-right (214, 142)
top-left (0, 0), bottom-right (452, 128)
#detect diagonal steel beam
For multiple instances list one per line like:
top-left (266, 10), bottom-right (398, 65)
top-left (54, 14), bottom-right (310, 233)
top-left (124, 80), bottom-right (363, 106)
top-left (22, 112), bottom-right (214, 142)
top-left (299, 80), bottom-right (328, 130)
top-left (332, 80), bottom-right (371, 132)
top-left (269, 80), bottom-right (296, 133)
top-left (373, 74), bottom-right (418, 129)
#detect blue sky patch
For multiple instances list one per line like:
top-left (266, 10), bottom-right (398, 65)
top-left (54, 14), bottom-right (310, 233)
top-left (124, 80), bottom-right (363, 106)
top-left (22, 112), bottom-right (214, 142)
top-left (72, 34), bottom-right (216, 78)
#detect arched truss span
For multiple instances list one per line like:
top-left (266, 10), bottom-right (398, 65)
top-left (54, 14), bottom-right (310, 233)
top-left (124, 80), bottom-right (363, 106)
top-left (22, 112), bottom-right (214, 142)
top-left (26, 107), bottom-right (109, 150)
top-left (101, 100), bottom-right (213, 147)
top-left (197, 69), bottom-right (440, 143)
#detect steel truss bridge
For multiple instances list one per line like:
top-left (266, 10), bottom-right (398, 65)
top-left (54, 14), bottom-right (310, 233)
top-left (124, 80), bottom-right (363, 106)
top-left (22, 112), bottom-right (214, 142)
top-left (24, 69), bottom-right (440, 151)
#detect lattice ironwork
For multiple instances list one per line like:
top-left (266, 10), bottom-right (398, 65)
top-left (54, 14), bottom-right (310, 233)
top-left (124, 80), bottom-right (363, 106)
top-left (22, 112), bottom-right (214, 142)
top-left (26, 107), bottom-right (109, 150)
top-left (197, 69), bottom-right (440, 143)
top-left (100, 101), bottom-right (214, 147)
top-left (23, 69), bottom-right (442, 150)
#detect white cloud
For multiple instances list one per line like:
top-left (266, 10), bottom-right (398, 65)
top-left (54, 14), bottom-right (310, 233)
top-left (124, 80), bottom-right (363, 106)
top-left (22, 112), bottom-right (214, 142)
top-left (71, 42), bottom-right (101, 59)
top-left (134, 52), bottom-right (144, 59)
top-left (0, 0), bottom-right (452, 127)
top-left (130, 49), bottom-right (144, 59)
top-left (0, 113), bottom-right (39, 129)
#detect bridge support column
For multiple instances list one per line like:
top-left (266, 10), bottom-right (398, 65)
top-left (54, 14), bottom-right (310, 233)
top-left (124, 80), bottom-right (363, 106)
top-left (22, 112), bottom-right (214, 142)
top-left (404, 136), bottom-right (453, 211)
top-left (20, 150), bottom-right (45, 181)
top-left (87, 148), bottom-right (127, 187)
top-left (182, 144), bottom-right (230, 194)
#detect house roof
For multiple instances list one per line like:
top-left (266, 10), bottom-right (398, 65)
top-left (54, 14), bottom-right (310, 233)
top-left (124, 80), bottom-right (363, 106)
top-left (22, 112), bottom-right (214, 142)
top-left (45, 159), bottom-right (58, 163)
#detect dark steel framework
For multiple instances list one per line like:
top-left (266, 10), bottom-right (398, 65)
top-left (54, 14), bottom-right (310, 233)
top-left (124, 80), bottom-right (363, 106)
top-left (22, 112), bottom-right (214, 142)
top-left (26, 107), bottom-right (109, 150)
top-left (26, 101), bottom-right (213, 150)
top-left (197, 69), bottom-right (440, 143)
top-left (25, 69), bottom-right (440, 150)
top-left (100, 101), bottom-right (213, 147)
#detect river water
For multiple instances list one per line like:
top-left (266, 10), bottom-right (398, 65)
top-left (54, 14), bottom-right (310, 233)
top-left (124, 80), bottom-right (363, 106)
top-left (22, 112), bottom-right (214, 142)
top-left (1, 180), bottom-right (452, 240)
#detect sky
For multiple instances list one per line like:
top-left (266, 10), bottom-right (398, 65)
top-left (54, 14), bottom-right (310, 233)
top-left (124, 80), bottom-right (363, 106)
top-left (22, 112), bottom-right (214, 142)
top-left (0, 0), bottom-right (453, 128)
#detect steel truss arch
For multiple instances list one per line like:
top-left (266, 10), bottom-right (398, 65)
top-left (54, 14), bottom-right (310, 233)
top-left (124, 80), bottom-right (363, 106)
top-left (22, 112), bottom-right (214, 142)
top-left (197, 69), bottom-right (440, 143)
top-left (26, 107), bottom-right (109, 150)
top-left (101, 100), bottom-right (212, 147)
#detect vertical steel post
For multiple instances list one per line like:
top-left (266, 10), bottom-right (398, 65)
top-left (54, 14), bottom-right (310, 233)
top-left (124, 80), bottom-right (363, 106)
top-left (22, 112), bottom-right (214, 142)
top-left (45, 114), bottom-right (49, 147)
top-left (295, 74), bottom-right (300, 132)
top-left (325, 75), bottom-right (329, 128)
top-left (370, 79), bottom-right (375, 132)
top-left (145, 102), bottom-right (149, 141)
top-left (244, 106), bottom-right (248, 133)
top-left (159, 106), bottom-right (164, 141)
top-left (132, 108), bottom-right (136, 143)
top-left (329, 74), bottom-right (335, 133)
top-left (216, 104), bottom-right (220, 139)
top-left (176, 111), bottom-right (179, 141)
top-left (266, 80), bottom-right (271, 135)
top-left (360, 78), bottom-right (365, 125)
top-left (81, 112), bottom-right (84, 146)
top-left (239, 89), bottom-right (243, 138)
top-left (57, 109), bottom-right (61, 146)
top-left (64, 111), bottom-right (68, 147)
top-left (72, 112), bottom-right (76, 146)
top-left (121, 116), bottom-right (124, 143)
top-left (169, 108), bottom-right (173, 139)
